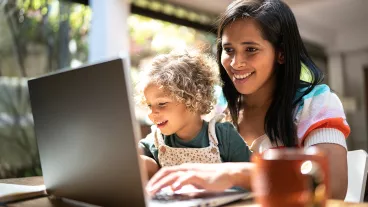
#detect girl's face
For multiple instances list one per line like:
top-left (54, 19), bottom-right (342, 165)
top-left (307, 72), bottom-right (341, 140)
top-left (221, 18), bottom-right (278, 95)
top-left (144, 84), bottom-right (196, 136)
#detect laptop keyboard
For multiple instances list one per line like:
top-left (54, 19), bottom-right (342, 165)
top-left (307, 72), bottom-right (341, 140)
top-left (151, 190), bottom-right (247, 203)
top-left (152, 191), bottom-right (194, 202)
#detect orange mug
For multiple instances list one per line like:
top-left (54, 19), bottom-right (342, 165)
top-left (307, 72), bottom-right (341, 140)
top-left (251, 147), bottom-right (329, 207)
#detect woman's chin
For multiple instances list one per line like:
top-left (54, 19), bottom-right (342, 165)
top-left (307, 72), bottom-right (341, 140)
top-left (234, 86), bottom-right (257, 95)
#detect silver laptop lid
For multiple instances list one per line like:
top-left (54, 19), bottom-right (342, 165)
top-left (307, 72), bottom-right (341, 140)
top-left (28, 58), bottom-right (147, 206)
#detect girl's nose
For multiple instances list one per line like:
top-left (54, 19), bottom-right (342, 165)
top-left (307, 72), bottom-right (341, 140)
top-left (148, 107), bottom-right (159, 119)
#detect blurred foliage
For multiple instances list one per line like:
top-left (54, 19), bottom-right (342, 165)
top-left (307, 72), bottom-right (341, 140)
top-left (0, 0), bottom-right (90, 178)
top-left (0, 0), bottom-right (216, 178)
top-left (131, 0), bottom-right (215, 25)
top-left (0, 0), bottom-right (91, 77)
top-left (128, 14), bottom-right (216, 71)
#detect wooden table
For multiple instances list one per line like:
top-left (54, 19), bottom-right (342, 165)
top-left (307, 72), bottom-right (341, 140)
top-left (1, 177), bottom-right (367, 207)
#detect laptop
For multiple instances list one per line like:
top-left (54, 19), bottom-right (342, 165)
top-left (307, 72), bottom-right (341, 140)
top-left (28, 58), bottom-right (250, 207)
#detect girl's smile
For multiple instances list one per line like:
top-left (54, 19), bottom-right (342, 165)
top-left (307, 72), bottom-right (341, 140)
top-left (144, 84), bottom-right (203, 140)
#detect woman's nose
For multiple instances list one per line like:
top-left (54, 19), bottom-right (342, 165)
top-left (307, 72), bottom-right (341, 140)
top-left (230, 54), bottom-right (246, 69)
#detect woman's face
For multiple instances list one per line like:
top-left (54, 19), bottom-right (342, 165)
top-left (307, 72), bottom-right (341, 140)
top-left (221, 18), bottom-right (278, 95)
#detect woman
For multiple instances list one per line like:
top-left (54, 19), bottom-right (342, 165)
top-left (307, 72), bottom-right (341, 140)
top-left (147, 0), bottom-right (350, 199)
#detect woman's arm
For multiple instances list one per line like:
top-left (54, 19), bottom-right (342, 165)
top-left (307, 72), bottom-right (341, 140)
top-left (303, 128), bottom-right (348, 199)
top-left (312, 143), bottom-right (348, 200)
top-left (294, 86), bottom-right (350, 199)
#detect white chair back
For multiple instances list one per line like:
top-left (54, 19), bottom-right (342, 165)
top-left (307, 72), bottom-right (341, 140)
top-left (345, 150), bottom-right (368, 202)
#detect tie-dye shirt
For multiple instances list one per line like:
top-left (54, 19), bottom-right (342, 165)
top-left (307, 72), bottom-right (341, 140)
top-left (249, 84), bottom-right (350, 153)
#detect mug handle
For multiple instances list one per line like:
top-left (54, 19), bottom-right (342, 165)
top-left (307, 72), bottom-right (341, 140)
top-left (301, 160), bottom-right (326, 207)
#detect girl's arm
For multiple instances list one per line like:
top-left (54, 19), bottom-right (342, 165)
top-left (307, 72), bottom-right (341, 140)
top-left (140, 155), bottom-right (159, 179)
top-left (138, 139), bottom-right (160, 179)
top-left (146, 162), bottom-right (254, 195)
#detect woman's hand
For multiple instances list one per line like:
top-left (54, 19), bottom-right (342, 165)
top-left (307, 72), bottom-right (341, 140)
top-left (140, 155), bottom-right (159, 179)
top-left (146, 162), bottom-right (254, 196)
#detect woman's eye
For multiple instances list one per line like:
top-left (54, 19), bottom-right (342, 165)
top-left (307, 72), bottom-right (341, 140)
top-left (147, 104), bottom-right (152, 109)
top-left (223, 47), bottom-right (234, 53)
top-left (246, 47), bottom-right (258, 52)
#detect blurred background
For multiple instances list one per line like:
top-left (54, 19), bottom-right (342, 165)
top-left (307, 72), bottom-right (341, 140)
top-left (0, 0), bottom-right (367, 179)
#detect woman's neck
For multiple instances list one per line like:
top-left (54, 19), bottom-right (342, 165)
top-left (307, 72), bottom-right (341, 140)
top-left (242, 73), bottom-right (276, 111)
top-left (238, 74), bottom-right (276, 144)
top-left (175, 115), bottom-right (203, 141)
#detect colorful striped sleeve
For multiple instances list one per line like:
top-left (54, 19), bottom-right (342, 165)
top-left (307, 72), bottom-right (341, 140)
top-left (294, 84), bottom-right (350, 147)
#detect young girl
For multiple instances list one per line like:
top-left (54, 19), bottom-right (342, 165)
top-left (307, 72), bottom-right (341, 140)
top-left (147, 0), bottom-right (350, 199)
top-left (136, 49), bottom-right (251, 178)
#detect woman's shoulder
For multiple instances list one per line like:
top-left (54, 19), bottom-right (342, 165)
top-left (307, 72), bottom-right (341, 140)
top-left (294, 84), bottom-right (344, 115)
top-left (296, 84), bottom-right (331, 103)
top-left (294, 84), bottom-right (350, 143)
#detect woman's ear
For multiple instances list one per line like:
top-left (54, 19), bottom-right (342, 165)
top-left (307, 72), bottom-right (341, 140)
top-left (277, 51), bottom-right (285, 64)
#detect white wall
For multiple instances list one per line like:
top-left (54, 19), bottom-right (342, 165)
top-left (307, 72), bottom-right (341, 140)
top-left (327, 54), bottom-right (344, 95)
top-left (329, 26), bottom-right (368, 54)
top-left (89, 0), bottom-right (130, 63)
top-left (297, 18), bottom-right (335, 49)
top-left (343, 51), bottom-right (368, 150)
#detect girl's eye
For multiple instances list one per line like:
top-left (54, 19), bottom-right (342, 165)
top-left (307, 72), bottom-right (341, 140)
top-left (158, 102), bottom-right (168, 107)
top-left (147, 104), bottom-right (152, 109)
top-left (246, 47), bottom-right (258, 52)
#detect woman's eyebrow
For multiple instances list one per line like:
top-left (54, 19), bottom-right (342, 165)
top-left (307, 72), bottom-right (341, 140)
top-left (240, 41), bottom-right (260, 46)
top-left (222, 41), bottom-right (260, 46)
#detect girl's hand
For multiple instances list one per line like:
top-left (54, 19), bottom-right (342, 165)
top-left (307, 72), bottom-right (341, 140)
top-left (146, 163), bottom-right (254, 196)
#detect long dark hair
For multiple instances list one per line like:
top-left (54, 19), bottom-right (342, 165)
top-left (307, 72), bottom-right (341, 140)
top-left (217, 0), bottom-right (324, 147)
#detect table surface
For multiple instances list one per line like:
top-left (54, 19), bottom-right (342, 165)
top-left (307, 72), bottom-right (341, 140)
top-left (1, 177), bottom-right (367, 207)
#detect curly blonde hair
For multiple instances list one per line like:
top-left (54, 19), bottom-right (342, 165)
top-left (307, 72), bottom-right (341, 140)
top-left (137, 48), bottom-right (220, 115)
